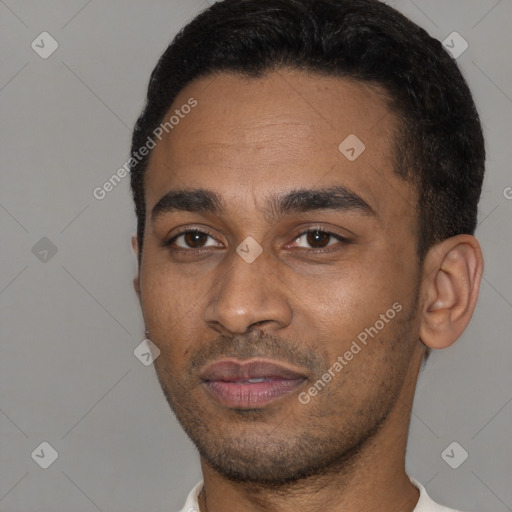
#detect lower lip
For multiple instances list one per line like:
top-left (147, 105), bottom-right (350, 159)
top-left (203, 378), bottom-right (305, 408)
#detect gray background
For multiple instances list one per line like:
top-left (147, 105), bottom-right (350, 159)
top-left (0, 0), bottom-right (511, 511)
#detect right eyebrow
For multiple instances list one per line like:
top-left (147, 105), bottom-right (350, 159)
top-left (151, 189), bottom-right (223, 222)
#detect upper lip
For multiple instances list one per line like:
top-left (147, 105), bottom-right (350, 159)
top-left (199, 358), bottom-right (308, 382)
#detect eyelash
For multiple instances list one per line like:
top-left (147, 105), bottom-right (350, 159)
top-left (163, 227), bottom-right (352, 253)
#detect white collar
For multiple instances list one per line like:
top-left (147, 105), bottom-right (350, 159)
top-left (178, 477), bottom-right (463, 512)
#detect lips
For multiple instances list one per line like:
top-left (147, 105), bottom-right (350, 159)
top-left (200, 359), bottom-right (307, 409)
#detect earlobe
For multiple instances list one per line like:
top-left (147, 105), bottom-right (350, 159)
top-left (131, 235), bottom-right (141, 298)
top-left (131, 235), bottom-right (138, 255)
top-left (419, 235), bottom-right (483, 350)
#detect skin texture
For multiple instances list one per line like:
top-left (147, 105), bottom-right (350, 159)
top-left (132, 69), bottom-right (483, 512)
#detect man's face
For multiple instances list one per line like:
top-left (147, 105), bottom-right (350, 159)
top-left (138, 70), bottom-right (424, 483)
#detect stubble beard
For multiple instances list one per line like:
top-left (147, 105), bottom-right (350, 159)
top-left (153, 299), bottom-right (418, 487)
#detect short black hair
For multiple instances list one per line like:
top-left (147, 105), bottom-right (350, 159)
top-left (130, 0), bottom-right (485, 262)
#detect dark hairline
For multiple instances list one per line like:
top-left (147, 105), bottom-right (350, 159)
top-left (130, 0), bottom-right (485, 269)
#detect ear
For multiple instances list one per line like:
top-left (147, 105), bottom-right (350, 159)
top-left (131, 235), bottom-right (141, 299)
top-left (419, 235), bottom-right (483, 349)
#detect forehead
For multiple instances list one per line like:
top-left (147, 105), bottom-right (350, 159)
top-left (144, 69), bottom-right (415, 223)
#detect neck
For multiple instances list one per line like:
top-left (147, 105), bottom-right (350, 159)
top-left (198, 352), bottom-right (423, 512)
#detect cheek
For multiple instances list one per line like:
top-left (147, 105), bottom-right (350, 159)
top-left (298, 251), bottom-right (415, 350)
top-left (139, 260), bottom-right (207, 356)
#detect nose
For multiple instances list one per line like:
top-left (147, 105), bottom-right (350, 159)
top-left (203, 247), bottom-right (293, 335)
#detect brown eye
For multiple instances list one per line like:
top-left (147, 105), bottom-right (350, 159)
top-left (292, 229), bottom-right (350, 250)
top-left (169, 230), bottom-right (222, 249)
top-left (306, 230), bottom-right (331, 248)
top-left (184, 231), bottom-right (208, 248)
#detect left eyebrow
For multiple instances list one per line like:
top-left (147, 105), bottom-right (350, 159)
top-left (265, 186), bottom-right (376, 222)
top-left (150, 185), bottom-right (376, 222)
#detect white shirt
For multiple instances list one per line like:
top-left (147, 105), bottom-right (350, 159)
top-left (178, 478), bottom-right (463, 512)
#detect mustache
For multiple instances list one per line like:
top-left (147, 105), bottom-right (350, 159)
top-left (188, 330), bottom-right (326, 377)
